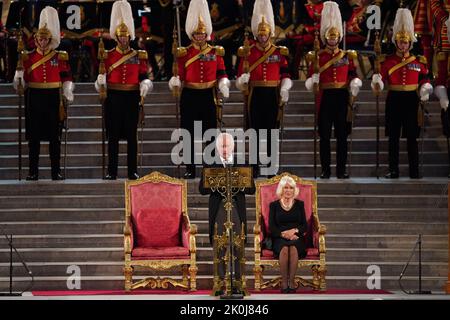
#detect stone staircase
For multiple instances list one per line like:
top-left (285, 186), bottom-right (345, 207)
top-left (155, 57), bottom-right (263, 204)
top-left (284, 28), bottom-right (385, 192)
top-left (0, 81), bottom-right (448, 293)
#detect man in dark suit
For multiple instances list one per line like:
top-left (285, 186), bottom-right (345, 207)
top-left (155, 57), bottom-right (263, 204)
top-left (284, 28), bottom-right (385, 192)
top-left (199, 132), bottom-right (255, 295)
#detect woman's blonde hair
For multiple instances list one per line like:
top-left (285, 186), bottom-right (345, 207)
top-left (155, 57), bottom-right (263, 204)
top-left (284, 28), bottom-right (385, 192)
top-left (276, 176), bottom-right (299, 198)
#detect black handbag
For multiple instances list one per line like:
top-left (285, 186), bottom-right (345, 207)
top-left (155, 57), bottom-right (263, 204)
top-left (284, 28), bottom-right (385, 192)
top-left (262, 237), bottom-right (272, 250)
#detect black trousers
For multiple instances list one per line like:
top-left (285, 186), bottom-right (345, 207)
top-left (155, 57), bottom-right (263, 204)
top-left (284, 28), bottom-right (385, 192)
top-left (25, 88), bottom-right (61, 175)
top-left (180, 87), bottom-right (217, 171)
top-left (249, 86), bottom-right (279, 174)
top-left (105, 89), bottom-right (140, 176)
top-left (385, 90), bottom-right (420, 176)
top-left (318, 88), bottom-right (350, 175)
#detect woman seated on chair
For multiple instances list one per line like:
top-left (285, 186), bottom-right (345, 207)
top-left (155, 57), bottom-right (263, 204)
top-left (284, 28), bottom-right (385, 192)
top-left (269, 176), bottom-right (307, 293)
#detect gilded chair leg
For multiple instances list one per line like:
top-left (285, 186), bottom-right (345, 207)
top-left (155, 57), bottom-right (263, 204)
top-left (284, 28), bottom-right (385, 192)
top-left (182, 265), bottom-right (189, 289)
top-left (189, 265), bottom-right (198, 291)
top-left (319, 265), bottom-right (327, 291)
top-left (124, 265), bottom-right (134, 291)
top-left (311, 265), bottom-right (320, 291)
top-left (253, 265), bottom-right (263, 291)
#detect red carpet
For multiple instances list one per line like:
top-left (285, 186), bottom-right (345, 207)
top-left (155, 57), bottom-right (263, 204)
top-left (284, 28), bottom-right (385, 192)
top-left (31, 289), bottom-right (391, 296)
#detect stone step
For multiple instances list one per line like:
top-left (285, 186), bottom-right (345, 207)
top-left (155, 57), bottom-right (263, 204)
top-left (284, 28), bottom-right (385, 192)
top-left (0, 261), bottom-right (446, 279)
top-left (1, 138), bottom-right (447, 155)
top-left (0, 206), bottom-right (446, 223)
top-left (0, 276), bottom-right (446, 292)
top-left (0, 244), bottom-right (446, 262)
top-left (0, 124), bottom-right (446, 143)
top-left (0, 218), bottom-right (447, 237)
top-left (0, 179), bottom-right (446, 195)
top-left (1, 233), bottom-right (446, 250)
top-left (0, 151), bottom-right (447, 170)
top-left (0, 192), bottom-right (446, 209)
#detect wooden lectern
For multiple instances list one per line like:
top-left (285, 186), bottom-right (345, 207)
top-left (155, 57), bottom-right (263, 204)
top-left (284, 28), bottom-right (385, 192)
top-left (202, 166), bottom-right (253, 299)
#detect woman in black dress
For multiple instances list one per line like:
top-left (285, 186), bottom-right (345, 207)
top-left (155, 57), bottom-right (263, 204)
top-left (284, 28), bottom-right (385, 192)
top-left (269, 176), bottom-right (307, 293)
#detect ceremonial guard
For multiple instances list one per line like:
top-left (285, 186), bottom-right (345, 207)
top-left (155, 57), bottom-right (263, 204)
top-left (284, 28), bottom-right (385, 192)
top-left (428, 1), bottom-right (450, 117)
top-left (169, 0), bottom-right (230, 179)
top-left (235, 0), bottom-right (293, 178)
top-left (95, 0), bottom-right (153, 180)
top-left (371, 8), bottom-right (433, 179)
top-left (305, 1), bottom-right (362, 179)
top-left (13, 6), bottom-right (74, 181)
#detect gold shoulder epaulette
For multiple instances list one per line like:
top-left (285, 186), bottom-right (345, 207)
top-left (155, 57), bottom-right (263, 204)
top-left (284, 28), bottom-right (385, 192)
top-left (346, 49), bottom-right (357, 60)
top-left (138, 50), bottom-right (148, 60)
top-left (437, 51), bottom-right (447, 61)
top-left (57, 50), bottom-right (69, 61)
top-left (279, 46), bottom-right (289, 56)
top-left (215, 45), bottom-right (225, 56)
top-left (417, 55), bottom-right (427, 64)
top-left (176, 47), bottom-right (187, 58)
top-left (305, 51), bottom-right (316, 64)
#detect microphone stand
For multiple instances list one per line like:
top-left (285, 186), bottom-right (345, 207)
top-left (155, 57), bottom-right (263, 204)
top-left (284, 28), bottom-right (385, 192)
top-left (0, 225), bottom-right (34, 296)
top-left (398, 234), bottom-right (431, 294)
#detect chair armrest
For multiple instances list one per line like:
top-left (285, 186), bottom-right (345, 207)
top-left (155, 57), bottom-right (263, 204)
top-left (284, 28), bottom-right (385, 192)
top-left (124, 215), bottom-right (133, 255)
top-left (181, 213), bottom-right (191, 249)
top-left (253, 223), bottom-right (261, 254)
top-left (319, 223), bottom-right (327, 254)
top-left (189, 223), bottom-right (197, 254)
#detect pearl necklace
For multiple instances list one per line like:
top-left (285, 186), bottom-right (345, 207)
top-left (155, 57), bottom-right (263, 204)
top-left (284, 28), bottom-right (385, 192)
top-left (280, 198), bottom-right (294, 211)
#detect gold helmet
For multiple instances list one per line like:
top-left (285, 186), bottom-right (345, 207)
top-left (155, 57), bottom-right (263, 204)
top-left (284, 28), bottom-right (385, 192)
top-left (251, 0), bottom-right (275, 38)
top-left (110, 0), bottom-right (135, 42)
top-left (320, 1), bottom-right (343, 44)
top-left (115, 20), bottom-right (130, 38)
top-left (35, 7), bottom-right (60, 50)
top-left (257, 16), bottom-right (272, 37)
top-left (392, 8), bottom-right (416, 48)
top-left (185, 0), bottom-right (212, 40)
top-left (36, 23), bottom-right (52, 39)
top-left (194, 15), bottom-right (207, 34)
top-left (325, 26), bottom-right (340, 41)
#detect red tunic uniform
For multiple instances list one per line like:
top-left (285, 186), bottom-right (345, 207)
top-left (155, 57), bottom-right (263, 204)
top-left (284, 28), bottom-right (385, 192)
top-left (308, 48), bottom-right (357, 89)
top-left (380, 53), bottom-right (429, 91)
top-left (237, 43), bottom-right (290, 87)
top-left (176, 44), bottom-right (227, 89)
top-left (23, 49), bottom-right (72, 88)
top-left (104, 47), bottom-right (149, 90)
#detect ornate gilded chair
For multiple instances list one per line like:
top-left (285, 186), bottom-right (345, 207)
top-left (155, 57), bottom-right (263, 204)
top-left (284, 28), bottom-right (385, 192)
top-left (254, 173), bottom-right (326, 291)
top-left (124, 171), bottom-right (197, 291)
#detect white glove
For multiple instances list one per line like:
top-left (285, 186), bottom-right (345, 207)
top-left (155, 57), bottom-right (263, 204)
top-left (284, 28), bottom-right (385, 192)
top-left (140, 79), bottom-right (153, 97)
top-left (349, 78), bottom-right (362, 97)
top-left (305, 73), bottom-right (319, 92)
top-left (419, 82), bottom-right (433, 102)
top-left (63, 81), bottom-right (75, 103)
top-left (280, 78), bottom-right (293, 103)
top-left (13, 70), bottom-right (25, 91)
top-left (235, 72), bottom-right (250, 91)
top-left (95, 73), bottom-right (107, 92)
top-left (168, 75), bottom-right (181, 91)
top-left (371, 73), bottom-right (384, 91)
top-left (218, 78), bottom-right (230, 98)
top-left (434, 85), bottom-right (449, 111)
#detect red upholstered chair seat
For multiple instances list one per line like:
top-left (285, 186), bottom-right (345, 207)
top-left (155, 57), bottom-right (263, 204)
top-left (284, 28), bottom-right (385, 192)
top-left (132, 246), bottom-right (190, 260)
top-left (261, 248), bottom-right (319, 260)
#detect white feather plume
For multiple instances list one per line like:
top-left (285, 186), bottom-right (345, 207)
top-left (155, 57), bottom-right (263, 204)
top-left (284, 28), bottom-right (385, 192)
top-left (320, 1), bottom-right (343, 44)
top-left (109, 0), bottom-right (135, 41)
top-left (251, 0), bottom-right (275, 38)
top-left (185, 0), bottom-right (213, 40)
top-left (391, 8), bottom-right (417, 46)
top-left (38, 6), bottom-right (60, 50)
